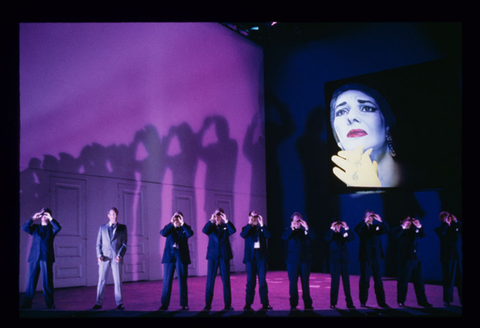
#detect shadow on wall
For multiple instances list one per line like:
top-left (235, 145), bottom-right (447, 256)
top-left (20, 114), bottom-right (252, 227)
top-left (243, 111), bottom-right (266, 212)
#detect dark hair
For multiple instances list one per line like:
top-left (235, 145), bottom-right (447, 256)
top-left (109, 207), bottom-right (119, 216)
top-left (290, 212), bottom-right (303, 220)
top-left (439, 211), bottom-right (450, 221)
top-left (329, 83), bottom-right (397, 145)
top-left (215, 208), bottom-right (225, 214)
top-left (174, 211), bottom-right (184, 218)
top-left (41, 207), bottom-right (52, 215)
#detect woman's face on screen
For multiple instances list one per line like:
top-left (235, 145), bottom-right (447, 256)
top-left (332, 90), bottom-right (387, 153)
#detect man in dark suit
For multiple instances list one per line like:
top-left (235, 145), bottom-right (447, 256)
top-left (435, 211), bottom-right (462, 306)
top-left (282, 212), bottom-right (316, 310)
top-left (20, 207), bottom-right (61, 309)
top-left (392, 216), bottom-right (431, 307)
top-left (93, 207), bottom-right (128, 310)
top-left (240, 210), bottom-right (272, 311)
top-left (325, 220), bottom-right (355, 309)
top-left (159, 212), bottom-right (194, 311)
top-left (202, 208), bottom-right (236, 311)
top-left (354, 210), bottom-right (389, 308)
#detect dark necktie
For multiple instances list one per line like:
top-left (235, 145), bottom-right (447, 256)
top-left (254, 227), bottom-right (259, 243)
top-left (109, 224), bottom-right (115, 239)
top-left (174, 228), bottom-right (180, 249)
top-left (217, 224), bottom-right (224, 239)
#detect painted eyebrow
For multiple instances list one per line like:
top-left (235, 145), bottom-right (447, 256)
top-left (335, 99), bottom-right (378, 110)
top-left (335, 101), bottom-right (347, 109)
top-left (357, 99), bottom-right (377, 106)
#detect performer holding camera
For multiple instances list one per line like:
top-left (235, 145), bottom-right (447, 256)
top-left (392, 216), bottom-right (432, 307)
top-left (240, 210), bottom-right (272, 311)
top-left (202, 208), bottom-right (236, 311)
top-left (20, 208), bottom-right (62, 309)
top-left (282, 212), bottom-right (316, 310)
top-left (435, 211), bottom-right (462, 306)
top-left (354, 210), bottom-right (389, 308)
top-left (325, 220), bottom-right (355, 309)
top-left (159, 212), bottom-right (194, 311)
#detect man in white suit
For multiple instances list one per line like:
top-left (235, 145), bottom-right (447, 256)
top-left (93, 207), bottom-right (128, 310)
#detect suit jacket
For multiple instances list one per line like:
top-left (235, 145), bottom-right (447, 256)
top-left (354, 220), bottom-right (389, 261)
top-left (282, 227), bottom-right (316, 264)
top-left (325, 228), bottom-right (354, 264)
top-left (392, 225), bottom-right (426, 261)
top-left (240, 224), bottom-right (271, 263)
top-left (96, 223), bottom-right (128, 259)
top-left (160, 223), bottom-right (194, 264)
top-left (435, 221), bottom-right (462, 261)
top-left (202, 221), bottom-right (236, 260)
top-left (22, 219), bottom-right (62, 263)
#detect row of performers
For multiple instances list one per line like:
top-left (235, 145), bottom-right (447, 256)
top-left (20, 207), bottom-right (462, 311)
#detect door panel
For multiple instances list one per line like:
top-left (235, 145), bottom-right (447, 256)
top-left (172, 187), bottom-right (198, 276)
top-left (118, 182), bottom-right (149, 282)
top-left (213, 193), bottom-right (237, 272)
top-left (50, 176), bottom-right (87, 288)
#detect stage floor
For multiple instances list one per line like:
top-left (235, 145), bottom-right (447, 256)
top-left (19, 271), bottom-right (462, 318)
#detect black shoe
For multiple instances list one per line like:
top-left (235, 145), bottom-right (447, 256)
top-left (305, 306), bottom-right (314, 311)
top-left (159, 305), bottom-right (168, 311)
top-left (262, 304), bottom-right (273, 310)
top-left (330, 305), bottom-right (336, 309)
top-left (244, 304), bottom-right (253, 311)
top-left (347, 304), bottom-right (356, 309)
top-left (398, 303), bottom-right (405, 307)
top-left (47, 304), bottom-right (56, 309)
top-left (203, 305), bottom-right (211, 311)
top-left (379, 303), bottom-right (390, 308)
top-left (223, 306), bottom-right (234, 311)
top-left (92, 304), bottom-right (102, 310)
top-left (181, 306), bottom-right (189, 311)
top-left (419, 302), bottom-right (433, 308)
top-left (290, 306), bottom-right (299, 311)
top-left (116, 304), bottom-right (125, 310)
top-left (444, 302), bottom-right (451, 307)
top-left (360, 303), bottom-right (367, 308)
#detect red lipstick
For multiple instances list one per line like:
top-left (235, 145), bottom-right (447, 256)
top-left (347, 129), bottom-right (367, 138)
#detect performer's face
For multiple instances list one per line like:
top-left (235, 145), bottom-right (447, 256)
top-left (172, 217), bottom-right (181, 227)
top-left (40, 212), bottom-right (48, 223)
top-left (292, 216), bottom-right (302, 229)
top-left (364, 212), bottom-right (374, 224)
top-left (108, 210), bottom-right (118, 224)
top-left (333, 90), bottom-right (387, 153)
top-left (214, 213), bottom-right (223, 225)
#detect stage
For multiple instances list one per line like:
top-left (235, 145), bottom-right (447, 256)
top-left (18, 271), bottom-right (462, 318)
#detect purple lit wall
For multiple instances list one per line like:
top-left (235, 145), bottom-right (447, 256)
top-left (19, 23), bottom-right (265, 291)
